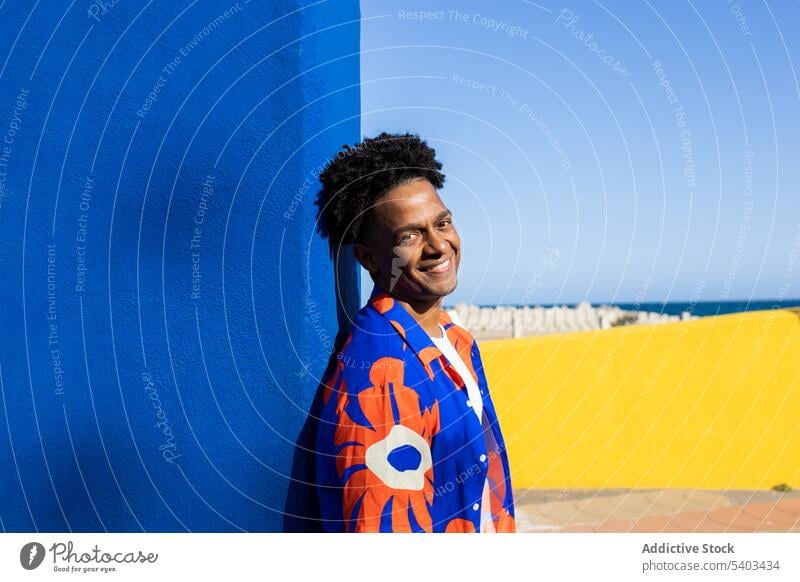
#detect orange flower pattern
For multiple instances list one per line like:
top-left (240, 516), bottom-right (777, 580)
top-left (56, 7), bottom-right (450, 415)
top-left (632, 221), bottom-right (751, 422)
top-left (316, 286), bottom-right (515, 532)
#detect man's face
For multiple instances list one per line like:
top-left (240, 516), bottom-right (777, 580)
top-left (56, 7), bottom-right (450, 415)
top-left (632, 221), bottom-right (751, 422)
top-left (356, 179), bottom-right (461, 303)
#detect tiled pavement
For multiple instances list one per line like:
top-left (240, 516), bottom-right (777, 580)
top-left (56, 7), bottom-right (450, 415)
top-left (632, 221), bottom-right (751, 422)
top-left (513, 489), bottom-right (800, 533)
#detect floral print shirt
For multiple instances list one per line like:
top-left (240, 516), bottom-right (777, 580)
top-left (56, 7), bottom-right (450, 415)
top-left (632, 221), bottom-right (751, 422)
top-left (315, 286), bottom-right (516, 533)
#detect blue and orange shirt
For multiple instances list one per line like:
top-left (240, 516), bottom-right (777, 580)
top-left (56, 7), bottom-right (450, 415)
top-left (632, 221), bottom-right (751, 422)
top-left (315, 286), bottom-right (516, 533)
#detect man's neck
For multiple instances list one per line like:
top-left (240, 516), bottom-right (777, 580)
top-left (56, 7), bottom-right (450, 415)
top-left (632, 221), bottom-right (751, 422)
top-left (389, 293), bottom-right (444, 338)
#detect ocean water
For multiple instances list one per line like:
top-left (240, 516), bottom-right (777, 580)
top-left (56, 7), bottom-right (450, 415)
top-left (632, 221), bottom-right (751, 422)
top-left (478, 300), bottom-right (800, 317)
top-left (613, 300), bottom-right (800, 317)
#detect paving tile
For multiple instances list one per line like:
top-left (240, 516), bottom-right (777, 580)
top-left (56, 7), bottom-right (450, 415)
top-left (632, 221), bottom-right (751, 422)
top-left (513, 489), bottom-right (800, 533)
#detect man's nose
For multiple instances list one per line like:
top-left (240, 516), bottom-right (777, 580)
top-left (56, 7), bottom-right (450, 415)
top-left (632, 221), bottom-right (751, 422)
top-left (425, 228), bottom-right (450, 254)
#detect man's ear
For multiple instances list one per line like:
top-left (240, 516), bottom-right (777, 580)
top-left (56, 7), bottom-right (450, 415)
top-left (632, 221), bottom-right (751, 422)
top-left (353, 243), bottom-right (377, 275)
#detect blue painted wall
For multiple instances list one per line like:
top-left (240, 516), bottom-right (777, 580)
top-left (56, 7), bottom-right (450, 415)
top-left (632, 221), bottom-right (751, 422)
top-left (0, 0), bottom-right (360, 532)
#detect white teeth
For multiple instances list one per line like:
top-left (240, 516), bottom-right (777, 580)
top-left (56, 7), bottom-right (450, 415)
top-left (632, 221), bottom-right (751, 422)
top-left (429, 258), bottom-right (450, 273)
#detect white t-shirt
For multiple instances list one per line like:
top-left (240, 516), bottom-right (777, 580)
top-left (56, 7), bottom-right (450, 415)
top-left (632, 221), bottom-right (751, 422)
top-left (430, 324), bottom-right (483, 421)
top-left (430, 323), bottom-right (496, 533)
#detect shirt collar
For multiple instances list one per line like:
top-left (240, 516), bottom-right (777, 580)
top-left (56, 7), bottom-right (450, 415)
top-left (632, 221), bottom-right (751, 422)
top-left (366, 285), bottom-right (462, 368)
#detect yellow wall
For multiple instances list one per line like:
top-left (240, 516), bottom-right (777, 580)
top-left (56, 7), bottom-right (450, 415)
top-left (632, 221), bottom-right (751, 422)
top-left (482, 309), bottom-right (800, 490)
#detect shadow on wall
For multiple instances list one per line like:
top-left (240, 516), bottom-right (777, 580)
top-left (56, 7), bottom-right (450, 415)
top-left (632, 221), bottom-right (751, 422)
top-left (283, 206), bottom-right (361, 532)
top-left (282, 329), bottom-right (349, 532)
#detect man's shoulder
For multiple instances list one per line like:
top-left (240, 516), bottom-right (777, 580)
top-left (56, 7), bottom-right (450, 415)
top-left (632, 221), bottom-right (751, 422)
top-left (444, 320), bottom-right (476, 342)
top-left (442, 318), bottom-right (480, 353)
top-left (336, 303), bottom-right (406, 362)
top-left (321, 308), bottom-right (407, 406)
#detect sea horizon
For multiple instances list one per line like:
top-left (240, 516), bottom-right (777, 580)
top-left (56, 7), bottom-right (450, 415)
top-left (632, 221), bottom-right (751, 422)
top-left (452, 299), bottom-right (800, 318)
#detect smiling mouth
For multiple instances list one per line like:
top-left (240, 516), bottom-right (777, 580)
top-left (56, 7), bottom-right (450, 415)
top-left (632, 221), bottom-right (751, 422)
top-left (420, 256), bottom-right (454, 274)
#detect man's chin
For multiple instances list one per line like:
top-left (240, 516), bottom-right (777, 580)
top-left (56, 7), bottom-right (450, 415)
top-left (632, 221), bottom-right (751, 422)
top-left (390, 274), bottom-right (457, 301)
top-left (413, 276), bottom-right (458, 299)
top-left (435, 276), bottom-right (458, 297)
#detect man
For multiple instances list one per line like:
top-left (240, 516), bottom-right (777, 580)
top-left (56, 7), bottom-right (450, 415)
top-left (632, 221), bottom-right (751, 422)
top-left (314, 132), bottom-right (515, 533)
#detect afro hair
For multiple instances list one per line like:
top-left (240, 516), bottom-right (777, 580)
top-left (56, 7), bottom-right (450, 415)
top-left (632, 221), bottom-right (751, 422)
top-left (315, 132), bottom-right (445, 247)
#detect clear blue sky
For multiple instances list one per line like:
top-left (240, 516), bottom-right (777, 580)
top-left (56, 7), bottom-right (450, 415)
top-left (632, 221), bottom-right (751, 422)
top-left (358, 0), bottom-right (800, 306)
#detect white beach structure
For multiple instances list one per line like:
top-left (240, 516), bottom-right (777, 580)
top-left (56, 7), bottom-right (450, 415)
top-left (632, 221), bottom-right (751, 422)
top-left (450, 302), bottom-right (693, 340)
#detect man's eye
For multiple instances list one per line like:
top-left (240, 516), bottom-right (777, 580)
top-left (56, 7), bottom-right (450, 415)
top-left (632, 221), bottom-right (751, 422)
top-left (399, 232), bottom-right (419, 244)
top-left (439, 219), bottom-right (452, 228)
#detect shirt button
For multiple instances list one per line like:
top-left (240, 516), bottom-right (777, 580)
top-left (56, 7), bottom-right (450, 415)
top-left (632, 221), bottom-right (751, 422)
top-left (480, 454), bottom-right (487, 462)
top-left (472, 503), bottom-right (480, 511)
top-left (466, 400), bottom-right (472, 408)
